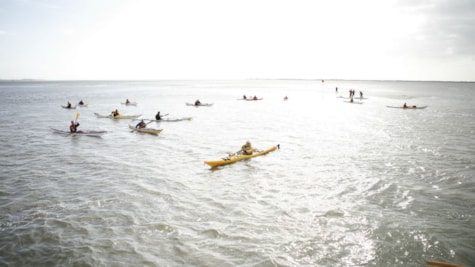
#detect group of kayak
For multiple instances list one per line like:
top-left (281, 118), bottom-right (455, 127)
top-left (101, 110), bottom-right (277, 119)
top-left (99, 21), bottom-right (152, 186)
top-left (58, 98), bottom-right (280, 168)
top-left (56, 89), bottom-right (430, 169)
top-left (58, 98), bottom-right (195, 137)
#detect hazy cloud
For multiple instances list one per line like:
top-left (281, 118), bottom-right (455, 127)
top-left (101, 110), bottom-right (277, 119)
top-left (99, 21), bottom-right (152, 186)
top-left (395, 0), bottom-right (475, 59)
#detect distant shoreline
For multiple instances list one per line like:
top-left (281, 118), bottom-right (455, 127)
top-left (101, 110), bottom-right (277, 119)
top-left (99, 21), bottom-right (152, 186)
top-left (0, 78), bottom-right (474, 83)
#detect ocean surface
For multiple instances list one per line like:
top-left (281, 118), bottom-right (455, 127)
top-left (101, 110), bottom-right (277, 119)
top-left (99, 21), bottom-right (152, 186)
top-left (0, 79), bottom-right (474, 267)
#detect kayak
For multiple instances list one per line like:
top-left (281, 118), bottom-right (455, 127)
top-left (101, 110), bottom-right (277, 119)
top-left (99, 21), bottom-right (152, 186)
top-left (387, 105), bottom-right (427, 109)
top-left (51, 128), bottom-right (106, 137)
top-left (61, 105), bottom-right (77, 109)
top-left (426, 260), bottom-right (464, 267)
top-left (121, 102), bottom-right (138, 106)
top-left (154, 117), bottom-right (192, 122)
top-left (344, 101), bottom-right (363, 104)
top-left (204, 145), bottom-right (279, 168)
top-left (78, 103), bottom-right (88, 107)
top-left (186, 103), bottom-right (213, 107)
top-left (94, 113), bottom-right (141, 119)
top-left (128, 125), bottom-right (162, 135)
top-left (238, 98), bottom-right (263, 101)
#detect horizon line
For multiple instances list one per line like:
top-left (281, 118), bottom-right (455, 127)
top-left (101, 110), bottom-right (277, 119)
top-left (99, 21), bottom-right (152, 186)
top-left (0, 78), bottom-right (474, 83)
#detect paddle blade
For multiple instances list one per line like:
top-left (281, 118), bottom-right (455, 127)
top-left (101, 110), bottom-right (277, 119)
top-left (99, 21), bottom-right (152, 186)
top-left (76, 112), bottom-right (80, 119)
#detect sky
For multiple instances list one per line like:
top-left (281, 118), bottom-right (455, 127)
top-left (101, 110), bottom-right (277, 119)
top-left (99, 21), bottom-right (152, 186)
top-left (0, 0), bottom-right (474, 81)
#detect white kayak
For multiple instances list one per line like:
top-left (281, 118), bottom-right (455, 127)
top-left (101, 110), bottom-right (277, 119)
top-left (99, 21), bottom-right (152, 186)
top-left (186, 103), bottom-right (213, 107)
top-left (154, 117), bottom-right (192, 122)
top-left (61, 105), bottom-right (77, 109)
top-left (128, 125), bottom-right (163, 135)
top-left (51, 128), bottom-right (106, 137)
top-left (387, 105), bottom-right (427, 109)
top-left (94, 113), bottom-right (141, 119)
top-left (121, 102), bottom-right (138, 106)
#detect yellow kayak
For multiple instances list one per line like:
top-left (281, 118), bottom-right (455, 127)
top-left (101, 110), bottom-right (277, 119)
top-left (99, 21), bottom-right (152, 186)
top-left (426, 260), bottom-right (464, 267)
top-left (204, 145), bottom-right (279, 168)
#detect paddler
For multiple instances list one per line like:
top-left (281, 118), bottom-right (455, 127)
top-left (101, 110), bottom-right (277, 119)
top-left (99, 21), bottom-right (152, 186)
top-left (239, 141), bottom-right (253, 155)
top-left (69, 120), bottom-right (79, 133)
top-left (135, 119), bottom-right (146, 129)
top-left (155, 111), bottom-right (162, 120)
top-left (111, 109), bottom-right (119, 117)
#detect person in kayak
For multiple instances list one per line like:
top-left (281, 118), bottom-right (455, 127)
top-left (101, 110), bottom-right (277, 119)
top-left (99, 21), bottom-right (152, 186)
top-left (69, 120), bottom-right (80, 133)
top-left (66, 101), bottom-right (72, 108)
top-left (79, 100), bottom-right (84, 105)
top-left (239, 141), bottom-right (253, 155)
top-left (243, 95), bottom-right (247, 100)
top-left (111, 109), bottom-right (120, 117)
top-left (155, 111), bottom-right (162, 120)
top-left (125, 99), bottom-right (130, 104)
top-left (136, 120), bottom-right (146, 129)
top-left (195, 99), bottom-right (201, 106)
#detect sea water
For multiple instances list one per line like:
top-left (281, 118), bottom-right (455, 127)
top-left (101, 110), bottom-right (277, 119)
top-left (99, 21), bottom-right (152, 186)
top-left (0, 80), bottom-right (474, 266)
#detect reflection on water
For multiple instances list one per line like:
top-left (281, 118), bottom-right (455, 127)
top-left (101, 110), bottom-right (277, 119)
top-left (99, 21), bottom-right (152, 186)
top-left (0, 80), bottom-right (474, 266)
